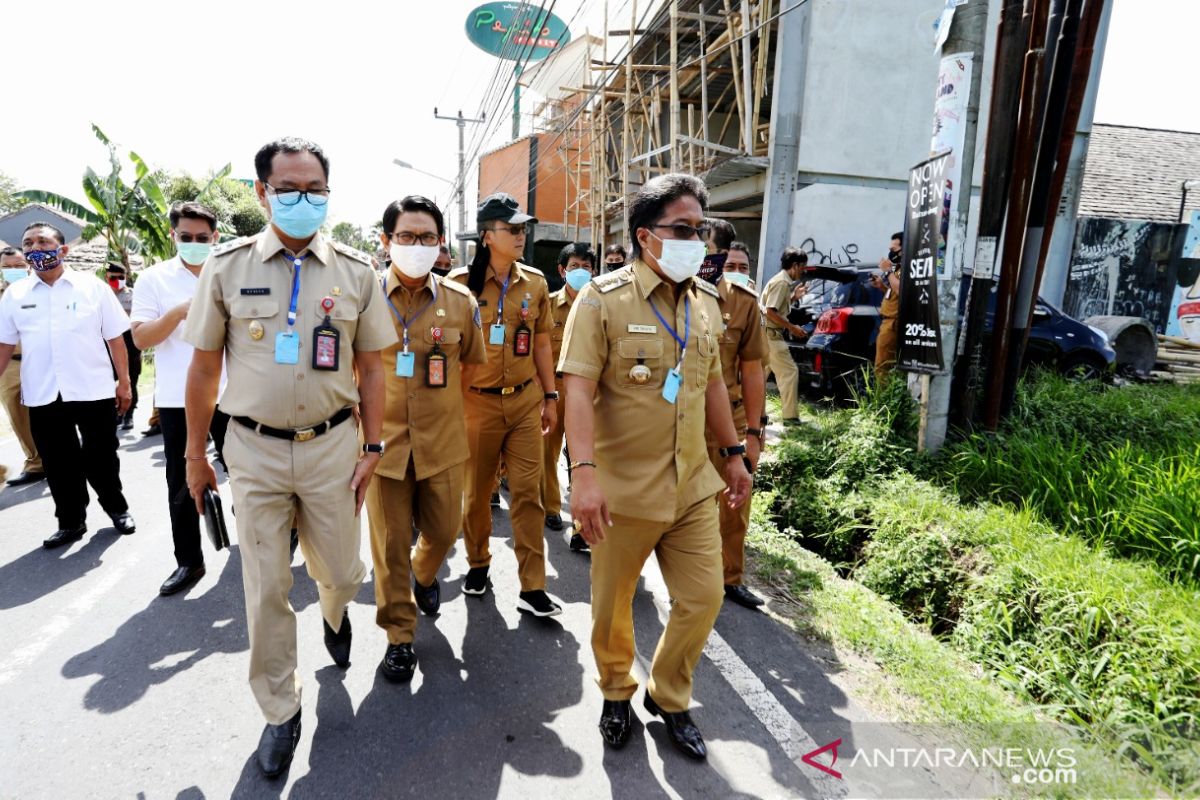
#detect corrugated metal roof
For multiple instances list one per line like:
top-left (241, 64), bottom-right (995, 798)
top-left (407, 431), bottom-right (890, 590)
top-left (1078, 124), bottom-right (1200, 223)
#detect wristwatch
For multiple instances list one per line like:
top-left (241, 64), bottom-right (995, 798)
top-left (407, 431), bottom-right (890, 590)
top-left (362, 442), bottom-right (385, 455)
top-left (746, 427), bottom-right (764, 441)
top-left (544, 391), bottom-right (560, 401)
top-left (718, 443), bottom-right (747, 458)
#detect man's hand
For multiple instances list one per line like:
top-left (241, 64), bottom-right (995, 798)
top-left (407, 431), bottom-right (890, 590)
top-left (116, 378), bottom-right (133, 414)
top-left (187, 457), bottom-right (219, 514)
top-left (541, 399), bottom-right (557, 435)
top-left (745, 434), bottom-right (762, 472)
top-left (570, 468), bottom-right (612, 545)
top-left (723, 457), bottom-right (752, 509)
top-left (789, 323), bottom-right (808, 339)
top-left (173, 299), bottom-right (192, 321)
top-left (349, 452), bottom-right (380, 516)
top-left (878, 256), bottom-right (891, 271)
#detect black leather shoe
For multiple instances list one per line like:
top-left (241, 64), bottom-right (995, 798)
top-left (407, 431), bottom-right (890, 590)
top-left (599, 699), bottom-right (633, 749)
top-left (568, 532), bottom-right (590, 553)
top-left (462, 566), bottom-right (490, 596)
top-left (644, 692), bottom-right (707, 760)
top-left (141, 423), bottom-right (161, 437)
top-left (323, 610), bottom-right (352, 668)
top-left (110, 512), bottom-right (136, 535)
top-left (256, 708), bottom-right (301, 778)
top-left (490, 491), bottom-right (501, 507)
top-left (380, 643), bottom-right (416, 683)
top-left (413, 577), bottom-right (440, 616)
top-left (289, 528), bottom-right (299, 558)
top-left (121, 415), bottom-right (135, 431)
top-left (545, 513), bottom-right (563, 531)
top-left (724, 584), bottom-right (765, 609)
top-left (5, 470), bottom-right (45, 487)
top-left (43, 525), bottom-right (86, 549)
top-left (159, 564), bottom-right (206, 596)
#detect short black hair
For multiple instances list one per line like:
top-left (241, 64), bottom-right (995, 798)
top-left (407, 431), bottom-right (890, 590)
top-left (254, 137), bottom-right (330, 183)
top-left (627, 173), bottom-right (709, 258)
top-left (169, 200), bottom-right (218, 231)
top-left (22, 221), bottom-right (65, 245)
top-left (891, 231), bottom-right (904, 243)
top-left (558, 242), bottom-right (596, 268)
top-left (707, 218), bottom-right (737, 251)
top-left (728, 241), bottom-right (751, 258)
top-left (382, 195), bottom-right (444, 239)
top-left (438, 245), bottom-right (451, 255)
top-left (106, 262), bottom-right (126, 275)
top-left (604, 243), bottom-right (626, 259)
top-left (781, 246), bottom-right (808, 269)
top-left (0, 246), bottom-right (20, 258)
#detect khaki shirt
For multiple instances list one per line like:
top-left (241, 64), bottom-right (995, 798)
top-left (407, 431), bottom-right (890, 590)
top-left (449, 262), bottom-right (551, 389)
top-left (376, 269), bottom-right (487, 481)
top-left (558, 260), bottom-right (726, 523)
top-left (184, 227), bottom-right (397, 429)
top-left (715, 278), bottom-right (769, 407)
top-left (760, 269), bottom-right (793, 330)
top-left (549, 286), bottom-right (575, 393)
top-left (880, 282), bottom-right (900, 320)
top-left (0, 280), bottom-right (20, 357)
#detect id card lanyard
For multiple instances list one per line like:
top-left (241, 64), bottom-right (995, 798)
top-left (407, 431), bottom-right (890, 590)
top-left (647, 295), bottom-right (690, 404)
top-left (489, 273), bottom-right (512, 346)
top-left (385, 278), bottom-right (438, 378)
top-left (274, 254), bottom-right (306, 365)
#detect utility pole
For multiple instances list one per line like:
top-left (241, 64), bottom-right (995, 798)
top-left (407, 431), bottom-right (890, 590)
top-left (434, 108), bottom-right (487, 244)
top-left (919, 0), bottom-right (990, 451)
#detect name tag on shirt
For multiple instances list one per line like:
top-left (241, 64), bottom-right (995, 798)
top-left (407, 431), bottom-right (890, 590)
top-left (20, 304), bottom-right (36, 309)
top-left (241, 288), bottom-right (271, 296)
top-left (628, 324), bottom-right (657, 334)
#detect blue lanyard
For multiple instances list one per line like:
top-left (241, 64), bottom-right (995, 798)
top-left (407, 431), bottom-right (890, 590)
top-left (648, 295), bottom-right (690, 369)
top-left (384, 279), bottom-right (438, 351)
top-left (286, 253), bottom-right (307, 328)
top-left (495, 273), bottom-right (512, 319)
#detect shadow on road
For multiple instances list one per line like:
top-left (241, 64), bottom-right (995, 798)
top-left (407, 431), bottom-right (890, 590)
top-left (0, 528), bottom-right (122, 610)
top-left (0, 479), bottom-right (51, 513)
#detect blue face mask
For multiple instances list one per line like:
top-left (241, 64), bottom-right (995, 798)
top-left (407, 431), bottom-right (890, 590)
top-left (725, 272), bottom-right (752, 288)
top-left (565, 268), bottom-right (592, 291)
top-left (268, 195), bottom-right (328, 239)
top-left (2, 267), bottom-right (27, 284)
top-left (24, 247), bottom-right (63, 272)
top-left (177, 242), bottom-right (212, 265)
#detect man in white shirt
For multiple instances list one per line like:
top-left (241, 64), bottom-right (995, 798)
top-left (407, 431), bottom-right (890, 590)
top-left (0, 222), bottom-right (136, 547)
top-left (131, 202), bottom-right (228, 596)
top-left (0, 247), bottom-right (44, 487)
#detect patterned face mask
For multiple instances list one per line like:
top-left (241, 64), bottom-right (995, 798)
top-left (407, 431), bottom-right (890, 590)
top-left (24, 247), bottom-right (64, 272)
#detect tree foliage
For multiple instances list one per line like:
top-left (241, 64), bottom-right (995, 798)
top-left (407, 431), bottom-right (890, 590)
top-left (0, 172), bottom-right (28, 215)
top-left (163, 170), bottom-right (267, 239)
top-left (330, 221), bottom-right (378, 255)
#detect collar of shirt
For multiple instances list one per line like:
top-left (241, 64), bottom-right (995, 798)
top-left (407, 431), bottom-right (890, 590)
top-left (552, 287), bottom-right (572, 309)
top-left (631, 258), bottom-right (698, 303)
top-left (384, 265), bottom-right (437, 302)
top-left (257, 225), bottom-right (333, 266)
top-left (486, 262), bottom-right (529, 288)
top-left (31, 266), bottom-right (84, 291)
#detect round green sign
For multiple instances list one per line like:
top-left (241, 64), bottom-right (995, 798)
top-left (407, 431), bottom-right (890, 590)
top-left (465, 2), bottom-right (572, 62)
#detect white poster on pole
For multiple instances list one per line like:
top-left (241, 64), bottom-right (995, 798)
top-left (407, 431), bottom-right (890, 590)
top-left (930, 51), bottom-right (973, 279)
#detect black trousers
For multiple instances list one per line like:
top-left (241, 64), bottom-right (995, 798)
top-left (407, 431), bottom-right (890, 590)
top-left (123, 331), bottom-right (141, 417)
top-left (28, 396), bottom-right (128, 529)
top-left (159, 406), bottom-right (229, 568)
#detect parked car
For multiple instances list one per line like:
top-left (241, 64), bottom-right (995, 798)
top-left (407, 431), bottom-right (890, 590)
top-left (786, 268), bottom-right (1117, 400)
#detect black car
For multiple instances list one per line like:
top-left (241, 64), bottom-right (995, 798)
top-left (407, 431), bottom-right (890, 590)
top-left (787, 268), bottom-right (1117, 400)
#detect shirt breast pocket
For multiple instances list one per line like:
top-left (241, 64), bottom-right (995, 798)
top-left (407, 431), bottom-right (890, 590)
top-left (696, 332), bottom-right (718, 387)
top-left (314, 297), bottom-right (357, 340)
top-left (423, 326), bottom-right (461, 353)
top-left (616, 336), bottom-right (664, 389)
top-left (229, 297), bottom-right (279, 350)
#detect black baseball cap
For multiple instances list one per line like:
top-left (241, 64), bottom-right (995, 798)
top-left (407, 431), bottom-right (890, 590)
top-left (477, 192), bottom-right (538, 227)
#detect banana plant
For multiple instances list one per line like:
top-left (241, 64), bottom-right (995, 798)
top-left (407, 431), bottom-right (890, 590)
top-left (17, 124), bottom-right (174, 269)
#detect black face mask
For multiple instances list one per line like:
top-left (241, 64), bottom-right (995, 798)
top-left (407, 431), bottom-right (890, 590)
top-left (888, 250), bottom-right (902, 267)
top-left (698, 252), bottom-right (727, 285)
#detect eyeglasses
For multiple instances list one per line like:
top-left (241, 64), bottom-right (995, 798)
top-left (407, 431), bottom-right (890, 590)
top-left (487, 224), bottom-right (527, 236)
top-left (176, 233), bottom-right (214, 243)
top-left (390, 231), bottom-right (440, 247)
top-left (651, 222), bottom-right (711, 240)
top-left (264, 183), bottom-right (331, 207)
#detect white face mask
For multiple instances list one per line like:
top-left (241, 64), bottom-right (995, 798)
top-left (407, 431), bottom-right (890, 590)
top-left (390, 243), bottom-right (440, 280)
top-left (648, 233), bottom-right (707, 283)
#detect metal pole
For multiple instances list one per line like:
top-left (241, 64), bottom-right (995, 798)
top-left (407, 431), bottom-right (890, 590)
top-left (434, 108), bottom-right (486, 243)
top-left (740, 0), bottom-right (753, 154)
top-left (670, 0), bottom-right (680, 167)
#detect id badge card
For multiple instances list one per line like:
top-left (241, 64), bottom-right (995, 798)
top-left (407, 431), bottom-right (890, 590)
top-left (427, 351), bottom-right (447, 388)
top-left (489, 323), bottom-right (506, 346)
top-left (275, 331), bottom-right (300, 365)
top-left (513, 323), bottom-right (531, 357)
top-left (662, 368), bottom-right (682, 404)
top-left (396, 351), bottom-right (415, 378)
top-left (312, 321), bottom-right (340, 371)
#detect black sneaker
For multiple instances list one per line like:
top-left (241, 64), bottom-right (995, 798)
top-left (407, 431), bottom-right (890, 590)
top-left (568, 532), bottom-right (590, 553)
top-left (380, 643), bottom-right (416, 683)
top-left (490, 491), bottom-right (501, 507)
top-left (517, 590), bottom-right (562, 618)
top-left (413, 576), bottom-right (441, 615)
top-left (462, 566), bottom-right (490, 596)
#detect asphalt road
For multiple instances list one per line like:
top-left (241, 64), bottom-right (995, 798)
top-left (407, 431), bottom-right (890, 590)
top-left (0, 408), bottom-right (966, 800)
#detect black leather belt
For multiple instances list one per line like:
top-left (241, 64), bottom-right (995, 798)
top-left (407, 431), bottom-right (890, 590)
top-left (732, 398), bottom-right (743, 409)
top-left (234, 408), bottom-right (353, 442)
top-left (469, 378), bottom-right (533, 396)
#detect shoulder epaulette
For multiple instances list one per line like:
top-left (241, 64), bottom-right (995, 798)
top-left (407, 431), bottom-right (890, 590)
top-left (517, 263), bottom-right (547, 283)
top-left (439, 278), bottom-right (472, 297)
top-left (446, 266), bottom-right (470, 281)
top-left (210, 236), bottom-right (256, 258)
top-left (592, 268), bottom-right (632, 294)
top-left (693, 279), bottom-right (720, 299)
top-left (330, 241), bottom-right (373, 267)
top-left (729, 279), bottom-right (758, 298)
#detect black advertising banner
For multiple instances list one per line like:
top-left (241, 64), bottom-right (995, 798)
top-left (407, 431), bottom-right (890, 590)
top-left (897, 151), bottom-right (950, 374)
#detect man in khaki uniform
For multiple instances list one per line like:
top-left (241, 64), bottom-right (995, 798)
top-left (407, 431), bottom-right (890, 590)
top-left (541, 242), bottom-right (595, 548)
top-left (366, 196), bottom-right (486, 683)
top-left (561, 174), bottom-right (752, 761)
top-left (0, 248), bottom-right (43, 486)
top-left (700, 233), bottom-right (769, 609)
top-left (183, 137), bottom-right (396, 778)
top-left (760, 247), bottom-right (810, 424)
top-left (449, 193), bottom-right (562, 618)
top-left (871, 232), bottom-right (904, 376)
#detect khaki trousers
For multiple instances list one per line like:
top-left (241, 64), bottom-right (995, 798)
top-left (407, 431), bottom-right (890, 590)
top-left (539, 379), bottom-right (566, 516)
top-left (766, 333), bottom-right (799, 420)
top-left (591, 497), bottom-right (723, 712)
top-left (224, 419), bottom-right (367, 725)
top-left (707, 405), bottom-right (751, 585)
top-left (366, 460), bottom-right (463, 644)
top-left (463, 387), bottom-right (546, 591)
top-left (0, 361), bottom-right (41, 473)
top-left (874, 316), bottom-right (899, 375)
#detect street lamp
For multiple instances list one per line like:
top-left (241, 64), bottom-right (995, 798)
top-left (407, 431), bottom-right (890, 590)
top-left (393, 158), bottom-right (458, 246)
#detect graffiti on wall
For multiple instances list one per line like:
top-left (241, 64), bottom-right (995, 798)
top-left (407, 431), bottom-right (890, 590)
top-left (1063, 217), bottom-right (1182, 333)
top-left (1166, 211), bottom-right (1200, 343)
top-left (799, 236), bottom-right (862, 265)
